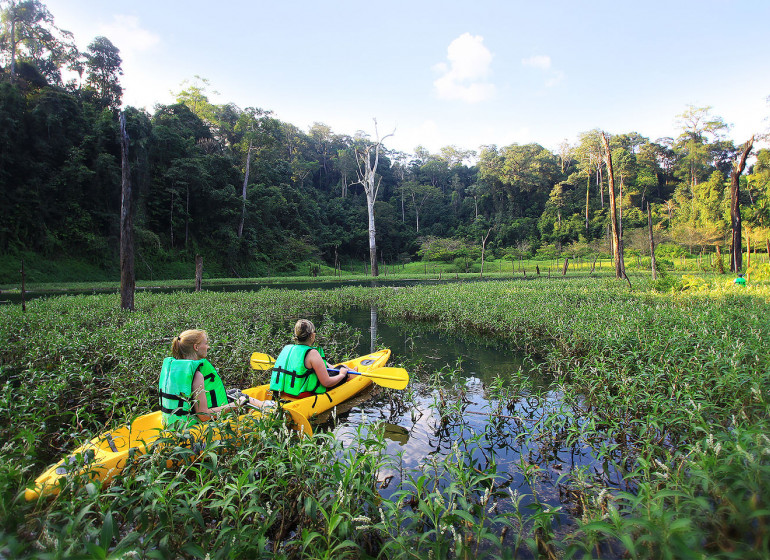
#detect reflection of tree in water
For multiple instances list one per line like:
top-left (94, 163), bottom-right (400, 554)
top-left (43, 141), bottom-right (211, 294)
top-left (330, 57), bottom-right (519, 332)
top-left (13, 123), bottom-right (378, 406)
top-left (370, 306), bottom-right (378, 354)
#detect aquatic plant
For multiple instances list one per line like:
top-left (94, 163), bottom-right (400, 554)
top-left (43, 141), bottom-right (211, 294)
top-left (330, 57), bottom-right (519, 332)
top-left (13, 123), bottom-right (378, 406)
top-left (1, 275), bottom-right (769, 558)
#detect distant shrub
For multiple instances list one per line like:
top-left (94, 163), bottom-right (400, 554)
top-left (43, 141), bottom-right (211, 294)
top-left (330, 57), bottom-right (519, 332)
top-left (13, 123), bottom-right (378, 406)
top-left (747, 263), bottom-right (770, 282)
top-left (676, 274), bottom-right (709, 292)
top-left (655, 242), bottom-right (689, 258)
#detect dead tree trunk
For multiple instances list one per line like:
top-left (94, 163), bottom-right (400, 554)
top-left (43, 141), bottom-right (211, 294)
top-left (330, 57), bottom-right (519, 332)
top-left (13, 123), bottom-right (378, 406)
top-left (730, 136), bottom-right (754, 272)
top-left (647, 202), bottom-right (657, 280)
top-left (195, 255), bottom-right (203, 291)
top-left (20, 258), bottom-right (26, 313)
top-left (562, 257), bottom-right (569, 276)
top-left (746, 230), bottom-right (752, 270)
top-left (238, 139), bottom-right (253, 239)
top-left (119, 112), bottom-right (135, 311)
top-left (480, 227), bottom-right (492, 278)
top-left (585, 166), bottom-right (590, 232)
top-left (715, 245), bottom-right (725, 274)
top-left (354, 119), bottom-right (394, 277)
top-left (601, 132), bottom-right (627, 282)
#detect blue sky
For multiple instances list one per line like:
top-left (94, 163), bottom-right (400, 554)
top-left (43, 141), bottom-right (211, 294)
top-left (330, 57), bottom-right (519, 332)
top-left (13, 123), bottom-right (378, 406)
top-left (43, 0), bottom-right (770, 156)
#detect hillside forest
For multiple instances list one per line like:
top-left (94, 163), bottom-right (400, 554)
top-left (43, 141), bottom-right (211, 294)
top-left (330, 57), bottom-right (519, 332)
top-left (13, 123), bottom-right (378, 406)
top-left (2, 0), bottom-right (770, 282)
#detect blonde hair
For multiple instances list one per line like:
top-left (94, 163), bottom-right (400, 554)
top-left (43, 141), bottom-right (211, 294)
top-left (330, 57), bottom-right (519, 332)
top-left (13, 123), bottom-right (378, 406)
top-left (294, 319), bottom-right (315, 343)
top-left (172, 329), bottom-right (207, 359)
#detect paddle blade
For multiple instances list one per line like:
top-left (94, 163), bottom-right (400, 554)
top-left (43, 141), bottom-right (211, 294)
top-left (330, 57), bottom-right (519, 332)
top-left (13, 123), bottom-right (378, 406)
top-left (361, 367), bottom-right (410, 390)
top-left (250, 352), bottom-right (275, 371)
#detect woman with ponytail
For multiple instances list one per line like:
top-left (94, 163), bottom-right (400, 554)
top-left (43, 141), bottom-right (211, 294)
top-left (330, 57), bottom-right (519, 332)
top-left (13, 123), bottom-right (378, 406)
top-left (269, 319), bottom-right (351, 399)
top-left (159, 329), bottom-right (269, 428)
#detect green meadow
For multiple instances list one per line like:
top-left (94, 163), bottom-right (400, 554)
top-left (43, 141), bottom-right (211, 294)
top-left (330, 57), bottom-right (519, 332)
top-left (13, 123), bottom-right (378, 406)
top-left (1, 272), bottom-right (769, 559)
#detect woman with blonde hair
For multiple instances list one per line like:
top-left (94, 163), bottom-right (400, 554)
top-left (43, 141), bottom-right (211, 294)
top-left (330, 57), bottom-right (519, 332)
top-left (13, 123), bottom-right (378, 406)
top-left (269, 319), bottom-right (351, 399)
top-left (158, 329), bottom-right (268, 428)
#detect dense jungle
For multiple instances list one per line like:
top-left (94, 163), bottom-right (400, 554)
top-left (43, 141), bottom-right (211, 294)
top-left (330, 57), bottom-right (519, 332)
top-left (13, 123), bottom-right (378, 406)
top-left (2, 1), bottom-right (769, 286)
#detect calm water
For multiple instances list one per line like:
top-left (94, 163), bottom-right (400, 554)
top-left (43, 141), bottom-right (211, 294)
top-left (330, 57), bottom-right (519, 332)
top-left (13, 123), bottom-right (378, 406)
top-left (0, 275), bottom-right (529, 304)
top-left (310, 308), bottom-right (619, 544)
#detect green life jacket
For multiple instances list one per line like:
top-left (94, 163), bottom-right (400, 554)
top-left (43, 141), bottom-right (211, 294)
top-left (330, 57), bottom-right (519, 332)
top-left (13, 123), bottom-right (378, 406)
top-left (158, 357), bottom-right (228, 427)
top-left (269, 344), bottom-right (328, 397)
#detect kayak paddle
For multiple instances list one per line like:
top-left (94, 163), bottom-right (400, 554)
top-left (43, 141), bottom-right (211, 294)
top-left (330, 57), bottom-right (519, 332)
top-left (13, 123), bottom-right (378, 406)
top-left (249, 352), bottom-right (409, 390)
top-left (249, 352), bottom-right (276, 370)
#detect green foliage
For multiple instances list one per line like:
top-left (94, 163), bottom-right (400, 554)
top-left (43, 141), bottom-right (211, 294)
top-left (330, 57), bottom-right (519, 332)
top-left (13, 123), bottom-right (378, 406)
top-left (2, 277), bottom-right (770, 557)
top-left (417, 236), bottom-right (476, 263)
top-left (655, 242), bottom-right (689, 259)
top-left (3, 4), bottom-right (770, 281)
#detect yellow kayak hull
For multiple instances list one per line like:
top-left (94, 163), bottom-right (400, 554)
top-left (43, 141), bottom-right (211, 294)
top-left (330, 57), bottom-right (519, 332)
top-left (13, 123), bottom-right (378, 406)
top-left (25, 349), bottom-right (391, 501)
top-left (245, 347), bottom-right (391, 419)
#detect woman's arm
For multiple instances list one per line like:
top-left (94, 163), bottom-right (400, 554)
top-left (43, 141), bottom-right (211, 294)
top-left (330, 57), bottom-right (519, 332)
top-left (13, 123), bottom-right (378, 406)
top-left (306, 349), bottom-right (348, 388)
top-left (191, 371), bottom-right (242, 420)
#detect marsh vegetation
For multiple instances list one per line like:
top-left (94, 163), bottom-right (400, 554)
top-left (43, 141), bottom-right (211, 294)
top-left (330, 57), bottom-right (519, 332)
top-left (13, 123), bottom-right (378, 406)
top-left (1, 275), bottom-right (769, 558)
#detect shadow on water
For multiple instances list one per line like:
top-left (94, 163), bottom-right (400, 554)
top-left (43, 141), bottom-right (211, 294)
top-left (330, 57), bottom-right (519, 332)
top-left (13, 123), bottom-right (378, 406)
top-left (311, 307), bottom-right (624, 550)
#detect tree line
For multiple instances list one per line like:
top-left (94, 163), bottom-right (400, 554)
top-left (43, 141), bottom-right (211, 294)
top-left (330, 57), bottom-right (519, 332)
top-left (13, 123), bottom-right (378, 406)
top-left (2, 0), bottom-right (769, 281)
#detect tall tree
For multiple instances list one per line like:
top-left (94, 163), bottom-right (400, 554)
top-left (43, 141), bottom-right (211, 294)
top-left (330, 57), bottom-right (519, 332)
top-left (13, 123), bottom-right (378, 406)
top-left (0, 0), bottom-right (75, 85)
top-left (573, 130), bottom-right (604, 230)
top-left (730, 136), bottom-right (754, 272)
top-left (675, 105), bottom-right (729, 191)
top-left (84, 36), bottom-right (122, 109)
top-left (353, 119), bottom-right (394, 277)
top-left (400, 181), bottom-right (440, 233)
top-left (647, 202), bottom-right (657, 280)
top-left (309, 122), bottom-right (335, 190)
top-left (234, 106), bottom-right (274, 238)
top-left (119, 111), bottom-right (135, 311)
top-left (174, 75), bottom-right (219, 127)
top-left (601, 132), bottom-right (627, 281)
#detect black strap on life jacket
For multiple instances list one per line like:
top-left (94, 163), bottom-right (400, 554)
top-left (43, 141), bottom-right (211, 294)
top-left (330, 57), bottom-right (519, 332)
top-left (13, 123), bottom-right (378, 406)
top-left (202, 371), bottom-right (219, 407)
top-left (158, 391), bottom-right (196, 416)
top-left (271, 365), bottom-right (324, 394)
top-left (159, 362), bottom-right (212, 415)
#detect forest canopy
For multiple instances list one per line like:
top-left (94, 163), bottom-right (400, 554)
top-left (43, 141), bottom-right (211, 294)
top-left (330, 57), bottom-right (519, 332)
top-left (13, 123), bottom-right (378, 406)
top-left (1, 0), bottom-right (769, 281)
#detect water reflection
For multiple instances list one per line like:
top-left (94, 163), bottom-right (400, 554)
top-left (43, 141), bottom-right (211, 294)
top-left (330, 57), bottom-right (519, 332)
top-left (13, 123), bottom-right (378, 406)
top-left (369, 306), bottom-right (378, 354)
top-left (312, 307), bottom-right (623, 545)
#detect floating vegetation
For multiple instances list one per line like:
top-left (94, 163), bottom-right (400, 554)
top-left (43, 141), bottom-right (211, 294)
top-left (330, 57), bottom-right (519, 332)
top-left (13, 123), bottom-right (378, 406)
top-left (1, 277), bottom-right (769, 558)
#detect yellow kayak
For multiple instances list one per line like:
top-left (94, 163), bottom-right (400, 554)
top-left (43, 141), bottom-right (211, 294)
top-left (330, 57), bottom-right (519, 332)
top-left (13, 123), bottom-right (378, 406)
top-left (25, 349), bottom-right (392, 501)
top-left (244, 348), bottom-right (391, 420)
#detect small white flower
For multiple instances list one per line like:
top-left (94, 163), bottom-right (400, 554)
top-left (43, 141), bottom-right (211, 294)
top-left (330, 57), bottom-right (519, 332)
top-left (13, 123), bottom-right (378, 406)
top-left (481, 487), bottom-right (491, 506)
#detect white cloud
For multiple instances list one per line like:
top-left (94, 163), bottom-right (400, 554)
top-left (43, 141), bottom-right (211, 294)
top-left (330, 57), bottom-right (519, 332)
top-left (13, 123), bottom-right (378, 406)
top-left (522, 54), bottom-right (564, 88)
top-left (545, 70), bottom-right (565, 88)
top-left (91, 16), bottom-right (164, 110)
top-left (521, 55), bottom-right (551, 70)
top-left (97, 15), bottom-right (160, 62)
top-left (433, 33), bottom-right (495, 103)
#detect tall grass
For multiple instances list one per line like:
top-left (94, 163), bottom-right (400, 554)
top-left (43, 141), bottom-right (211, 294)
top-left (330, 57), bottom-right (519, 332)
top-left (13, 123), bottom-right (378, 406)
top-left (1, 275), bottom-right (769, 558)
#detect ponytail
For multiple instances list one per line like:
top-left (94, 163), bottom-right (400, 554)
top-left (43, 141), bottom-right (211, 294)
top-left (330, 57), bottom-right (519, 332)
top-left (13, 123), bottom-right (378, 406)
top-left (172, 329), bottom-right (207, 359)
